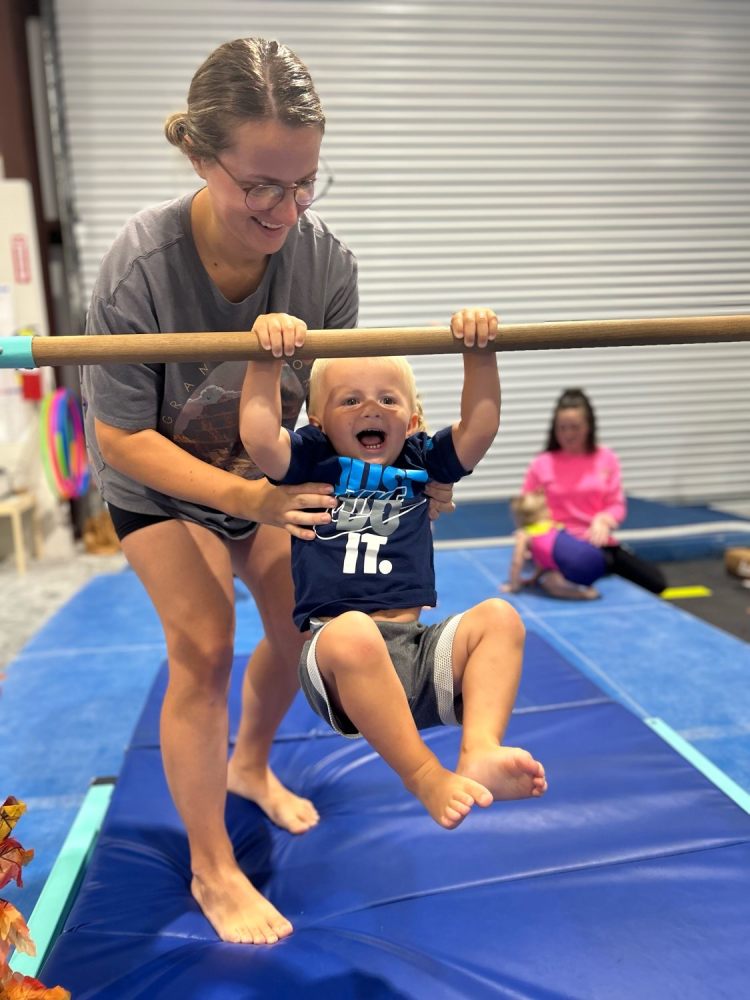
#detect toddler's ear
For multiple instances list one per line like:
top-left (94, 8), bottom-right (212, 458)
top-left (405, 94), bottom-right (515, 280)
top-left (412, 394), bottom-right (428, 433)
top-left (308, 415), bottom-right (323, 429)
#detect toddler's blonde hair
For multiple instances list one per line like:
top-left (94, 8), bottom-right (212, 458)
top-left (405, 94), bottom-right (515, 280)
top-left (308, 356), bottom-right (425, 429)
top-left (510, 490), bottom-right (548, 527)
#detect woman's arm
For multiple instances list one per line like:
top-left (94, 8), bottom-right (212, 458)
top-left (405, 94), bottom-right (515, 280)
top-left (599, 450), bottom-right (627, 524)
top-left (587, 450), bottom-right (626, 545)
top-left (94, 420), bottom-right (334, 540)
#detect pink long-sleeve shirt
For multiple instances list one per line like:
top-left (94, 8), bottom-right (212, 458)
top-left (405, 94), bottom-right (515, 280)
top-left (522, 447), bottom-right (626, 544)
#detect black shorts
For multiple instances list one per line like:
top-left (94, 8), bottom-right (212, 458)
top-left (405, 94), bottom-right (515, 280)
top-left (107, 503), bottom-right (260, 543)
top-left (107, 503), bottom-right (172, 541)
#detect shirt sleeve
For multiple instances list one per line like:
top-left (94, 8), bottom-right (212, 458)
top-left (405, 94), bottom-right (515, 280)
top-left (325, 252), bottom-right (359, 330)
top-left (599, 449), bottom-right (627, 525)
top-left (418, 427), bottom-right (471, 483)
top-left (522, 454), bottom-right (545, 493)
top-left (273, 424), bottom-right (332, 485)
top-left (82, 293), bottom-right (164, 432)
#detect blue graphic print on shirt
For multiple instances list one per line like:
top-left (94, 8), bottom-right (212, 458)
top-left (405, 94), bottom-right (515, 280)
top-left (273, 425), bottom-right (469, 629)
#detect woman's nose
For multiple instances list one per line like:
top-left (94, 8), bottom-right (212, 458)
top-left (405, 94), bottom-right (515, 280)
top-left (268, 188), bottom-right (303, 227)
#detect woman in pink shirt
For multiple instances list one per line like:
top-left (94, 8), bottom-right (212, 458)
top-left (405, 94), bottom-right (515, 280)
top-left (522, 388), bottom-right (666, 595)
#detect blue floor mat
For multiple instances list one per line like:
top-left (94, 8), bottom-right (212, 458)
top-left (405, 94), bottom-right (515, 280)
top-left (128, 631), bottom-right (608, 749)
top-left (5, 536), bottom-right (750, 924)
top-left (40, 632), bottom-right (750, 999)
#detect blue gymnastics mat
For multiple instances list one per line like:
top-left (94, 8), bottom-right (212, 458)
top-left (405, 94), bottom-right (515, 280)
top-left (40, 632), bottom-right (750, 999)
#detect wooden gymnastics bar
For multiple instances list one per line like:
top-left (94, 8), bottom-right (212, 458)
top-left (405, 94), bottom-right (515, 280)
top-left (2, 314), bottom-right (749, 368)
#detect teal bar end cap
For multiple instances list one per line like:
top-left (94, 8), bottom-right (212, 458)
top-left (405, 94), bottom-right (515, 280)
top-left (0, 336), bottom-right (36, 369)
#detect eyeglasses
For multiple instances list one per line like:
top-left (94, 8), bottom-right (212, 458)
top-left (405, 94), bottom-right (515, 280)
top-left (214, 155), bottom-right (334, 211)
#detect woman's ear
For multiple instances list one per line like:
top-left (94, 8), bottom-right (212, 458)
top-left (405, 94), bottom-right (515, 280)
top-left (189, 155), bottom-right (207, 180)
top-left (181, 133), bottom-right (206, 179)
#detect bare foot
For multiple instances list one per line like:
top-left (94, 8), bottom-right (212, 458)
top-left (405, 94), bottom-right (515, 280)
top-left (226, 762), bottom-right (319, 834)
top-left (406, 759), bottom-right (492, 829)
top-left (192, 866), bottom-right (293, 945)
top-left (457, 745), bottom-right (547, 801)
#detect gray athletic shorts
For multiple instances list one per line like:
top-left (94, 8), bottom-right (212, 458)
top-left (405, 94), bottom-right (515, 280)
top-left (299, 614), bottom-right (465, 739)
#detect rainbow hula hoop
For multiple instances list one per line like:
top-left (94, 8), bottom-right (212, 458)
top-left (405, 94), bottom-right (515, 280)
top-left (39, 388), bottom-right (90, 499)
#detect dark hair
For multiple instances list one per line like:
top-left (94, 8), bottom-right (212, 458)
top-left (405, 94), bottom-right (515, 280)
top-left (164, 37), bottom-right (325, 159)
top-left (545, 387), bottom-right (597, 453)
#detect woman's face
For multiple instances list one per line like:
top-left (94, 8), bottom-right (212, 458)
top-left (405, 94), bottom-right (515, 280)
top-left (554, 406), bottom-right (589, 454)
top-left (197, 119), bottom-right (323, 261)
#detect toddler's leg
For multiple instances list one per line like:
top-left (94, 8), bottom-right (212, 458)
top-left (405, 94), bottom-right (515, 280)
top-left (540, 571), bottom-right (599, 600)
top-left (453, 599), bottom-right (548, 800)
top-left (314, 612), bottom-right (492, 829)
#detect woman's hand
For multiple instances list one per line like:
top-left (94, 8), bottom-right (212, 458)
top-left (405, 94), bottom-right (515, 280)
top-left (252, 313), bottom-right (307, 358)
top-left (250, 479), bottom-right (337, 540)
top-left (587, 512), bottom-right (616, 547)
top-left (425, 480), bottom-right (455, 521)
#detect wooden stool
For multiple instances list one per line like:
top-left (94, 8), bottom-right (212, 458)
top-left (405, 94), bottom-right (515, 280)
top-left (0, 491), bottom-right (43, 574)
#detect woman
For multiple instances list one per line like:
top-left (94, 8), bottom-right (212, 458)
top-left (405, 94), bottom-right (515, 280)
top-left (522, 388), bottom-right (666, 595)
top-left (81, 37), bottom-right (451, 946)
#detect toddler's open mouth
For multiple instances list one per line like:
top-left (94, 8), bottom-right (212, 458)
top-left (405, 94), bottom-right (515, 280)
top-left (356, 428), bottom-right (386, 450)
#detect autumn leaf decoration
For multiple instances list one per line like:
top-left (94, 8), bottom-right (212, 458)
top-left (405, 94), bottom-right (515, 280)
top-left (0, 797), bottom-right (70, 1000)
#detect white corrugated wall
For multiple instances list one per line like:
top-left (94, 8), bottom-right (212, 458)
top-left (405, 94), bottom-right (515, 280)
top-left (50, 0), bottom-right (750, 503)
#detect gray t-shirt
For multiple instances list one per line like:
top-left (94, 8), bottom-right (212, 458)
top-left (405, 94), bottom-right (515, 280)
top-left (82, 192), bottom-right (358, 537)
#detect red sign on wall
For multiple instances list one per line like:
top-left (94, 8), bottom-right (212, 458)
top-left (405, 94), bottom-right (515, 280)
top-left (11, 234), bottom-right (32, 284)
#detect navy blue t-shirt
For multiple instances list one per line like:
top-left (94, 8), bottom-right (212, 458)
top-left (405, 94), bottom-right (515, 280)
top-left (276, 425), bottom-right (470, 630)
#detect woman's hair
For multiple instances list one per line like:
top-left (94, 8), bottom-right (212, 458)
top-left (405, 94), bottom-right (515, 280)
top-left (545, 387), bottom-right (598, 453)
top-left (307, 357), bottom-right (420, 423)
top-left (164, 37), bottom-right (325, 159)
top-left (511, 490), bottom-right (548, 527)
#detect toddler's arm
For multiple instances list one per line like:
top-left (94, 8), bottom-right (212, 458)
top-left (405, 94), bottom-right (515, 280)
top-left (240, 313), bottom-right (307, 481)
top-left (504, 531), bottom-right (530, 592)
top-left (449, 308), bottom-right (501, 471)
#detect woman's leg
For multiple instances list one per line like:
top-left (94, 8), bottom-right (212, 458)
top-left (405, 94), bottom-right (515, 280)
top-left (604, 544), bottom-right (667, 594)
top-left (227, 524), bottom-right (319, 833)
top-left (452, 599), bottom-right (548, 799)
top-left (121, 520), bottom-right (292, 945)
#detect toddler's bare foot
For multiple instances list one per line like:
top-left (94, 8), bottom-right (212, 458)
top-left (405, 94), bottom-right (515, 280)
top-left (457, 745), bottom-right (547, 801)
top-left (406, 759), bottom-right (492, 829)
top-left (191, 866), bottom-right (293, 945)
top-left (227, 762), bottom-right (319, 834)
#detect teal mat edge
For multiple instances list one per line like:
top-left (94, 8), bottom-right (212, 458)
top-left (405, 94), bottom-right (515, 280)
top-left (646, 716), bottom-right (750, 815)
top-left (9, 781), bottom-right (114, 978)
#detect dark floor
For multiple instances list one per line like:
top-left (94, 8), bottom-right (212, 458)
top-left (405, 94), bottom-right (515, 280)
top-left (658, 556), bottom-right (750, 643)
